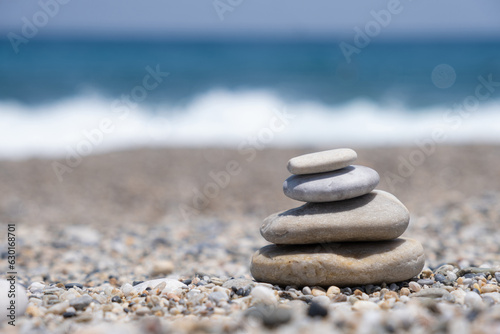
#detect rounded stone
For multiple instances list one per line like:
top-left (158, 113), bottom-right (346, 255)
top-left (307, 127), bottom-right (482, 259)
top-left (287, 148), bottom-right (357, 175)
top-left (261, 190), bottom-right (409, 244)
top-left (250, 238), bottom-right (425, 287)
top-left (0, 279), bottom-right (28, 321)
top-left (283, 165), bottom-right (379, 202)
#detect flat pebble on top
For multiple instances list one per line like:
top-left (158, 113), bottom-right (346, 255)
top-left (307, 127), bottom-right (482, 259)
top-left (287, 148), bottom-right (357, 175)
top-left (283, 165), bottom-right (379, 202)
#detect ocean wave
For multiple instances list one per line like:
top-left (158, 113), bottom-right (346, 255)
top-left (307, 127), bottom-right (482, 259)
top-left (1, 89), bottom-right (500, 159)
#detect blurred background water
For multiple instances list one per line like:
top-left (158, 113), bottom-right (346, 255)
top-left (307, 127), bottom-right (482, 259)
top-left (1, 0), bottom-right (500, 157)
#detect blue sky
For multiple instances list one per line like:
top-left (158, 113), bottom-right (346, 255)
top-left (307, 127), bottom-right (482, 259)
top-left (1, 0), bottom-right (500, 40)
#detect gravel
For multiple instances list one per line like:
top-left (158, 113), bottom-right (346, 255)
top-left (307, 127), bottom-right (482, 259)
top-left (2, 146), bottom-right (500, 333)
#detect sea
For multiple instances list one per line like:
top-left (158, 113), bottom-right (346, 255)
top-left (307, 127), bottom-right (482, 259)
top-left (1, 39), bottom-right (500, 159)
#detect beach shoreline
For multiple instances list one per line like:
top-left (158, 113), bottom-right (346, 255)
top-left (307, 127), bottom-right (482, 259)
top-left (1, 144), bottom-right (499, 223)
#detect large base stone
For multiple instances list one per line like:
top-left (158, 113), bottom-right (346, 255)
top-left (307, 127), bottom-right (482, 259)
top-left (250, 238), bottom-right (425, 287)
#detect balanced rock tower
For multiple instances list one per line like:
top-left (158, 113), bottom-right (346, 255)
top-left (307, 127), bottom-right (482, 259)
top-left (250, 148), bottom-right (425, 287)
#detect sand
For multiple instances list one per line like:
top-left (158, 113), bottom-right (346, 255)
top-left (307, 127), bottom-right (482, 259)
top-left (2, 144), bottom-right (500, 333)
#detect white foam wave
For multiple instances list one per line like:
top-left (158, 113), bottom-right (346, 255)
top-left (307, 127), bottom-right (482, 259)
top-left (1, 89), bottom-right (500, 159)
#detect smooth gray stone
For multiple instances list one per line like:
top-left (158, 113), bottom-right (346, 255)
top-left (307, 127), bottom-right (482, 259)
top-left (69, 295), bottom-right (94, 311)
top-left (287, 148), bottom-right (357, 175)
top-left (283, 165), bottom-right (379, 202)
top-left (261, 190), bottom-right (409, 244)
top-left (250, 238), bottom-right (425, 287)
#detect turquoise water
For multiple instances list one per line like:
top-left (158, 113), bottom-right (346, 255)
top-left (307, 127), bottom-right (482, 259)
top-left (1, 40), bottom-right (499, 107)
top-left (0, 39), bottom-right (500, 157)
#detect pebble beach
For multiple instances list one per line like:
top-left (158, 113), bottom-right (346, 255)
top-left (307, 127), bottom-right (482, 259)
top-left (2, 144), bottom-right (500, 333)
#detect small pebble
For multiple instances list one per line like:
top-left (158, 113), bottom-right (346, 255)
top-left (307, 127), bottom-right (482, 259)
top-left (69, 295), bottom-right (93, 311)
top-left (236, 287), bottom-right (250, 296)
top-left (481, 292), bottom-right (500, 303)
top-left (327, 286), bottom-right (341, 296)
top-left (208, 291), bottom-right (229, 304)
top-left (417, 279), bottom-right (434, 286)
top-left (332, 294), bottom-right (347, 303)
top-left (365, 285), bottom-right (375, 294)
top-left (434, 274), bottom-right (447, 283)
top-left (74, 313), bottom-right (93, 323)
top-left (121, 283), bottom-right (134, 296)
top-left (446, 271), bottom-right (458, 281)
top-left (412, 288), bottom-right (450, 299)
top-left (352, 300), bottom-right (379, 311)
top-left (64, 283), bottom-right (83, 289)
top-left (465, 292), bottom-right (483, 309)
top-left (47, 301), bottom-right (70, 315)
top-left (311, 287), bottom-right (326, 296)
top-left (29, 282), bottom-right (45, 292)
top-left (462, 278), bottom-right (474, 287)
top-left (251, 286), bottom-right (277, 305)
top-left (421, 269), bottom-right (433, 278)
top-left (62, 312), bottom-right (76, 318)
top-left (307, 301), bottom-right (328, 317)
top-left (135, 307), bottom-right (152, 316)
top-left (111, 296), bottom-right (122, 303)
top-left (409, 281), bottom-right (422, 292)
top-left (481, 284), bottom-right (498, 293)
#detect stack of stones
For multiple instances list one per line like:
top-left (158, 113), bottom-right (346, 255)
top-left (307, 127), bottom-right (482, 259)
top-left (250, 148), bottom-right (425, 287)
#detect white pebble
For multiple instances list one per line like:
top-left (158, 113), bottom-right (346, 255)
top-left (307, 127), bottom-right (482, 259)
top-left (0, 279), bottom-right (28, 321)
top-left (250, 286), bottom-right (277, 305)
top-left (135, 306), bottom-right (151, 316)
top-left (93, 294), bottom-right (107, 304)
top-left (400, 295), bottom-right (410, 303)
top-left (446, 271), bottom-right (457, 281)
top-left (352, 300), bottom-right (379, 311)
top-left (47, 300), bottom-right (70, 315)
top-left (327, 286), bottom-right (341, 296)
top-left (409, 281), bottom-right (421, 292)
top-left (302, 286), bottom-right (312, 295)
top-left (133, 278), bottom-right (187, 294)
top-left (28, 282), bottom-right (45, 292)
top-left (65, 306), bottom-right (76, 313)
top-left (60, 291), bottom-right (79, 301)
top-left (104, 287), bottom-right (114, 296)
top-left (451, 290), bottom-right (466, 305)
top-left (121, 283), bottom-right (134, 296)
top-left (464, 292), bottom-right (483, 309)
top-left (312, 295), bottom-right (330, 307)
top-left (481, 292), bottom-right (500, 303)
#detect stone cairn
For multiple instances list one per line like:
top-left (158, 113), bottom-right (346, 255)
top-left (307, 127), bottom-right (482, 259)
top-left (250, 148), bottom-right (425, 287)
